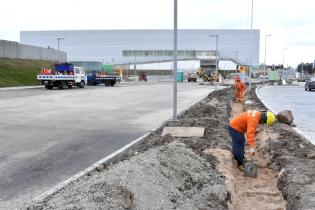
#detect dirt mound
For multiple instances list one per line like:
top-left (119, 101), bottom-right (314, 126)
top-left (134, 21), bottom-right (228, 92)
top-left (30, 141), bottom-right (229, 210)
top-left (261, 124), bottom-right (315, 210)
top-left (28, 86), bottom-right (315, 210)
top-left (28, 88), bottom-right (234, 210)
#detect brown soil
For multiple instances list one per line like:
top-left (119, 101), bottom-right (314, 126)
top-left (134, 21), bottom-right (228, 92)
top-left (227, 101), bottom-right (286, 210)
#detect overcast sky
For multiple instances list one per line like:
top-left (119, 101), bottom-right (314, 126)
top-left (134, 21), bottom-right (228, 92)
top-left (0, 0), bottom-right (314, 67)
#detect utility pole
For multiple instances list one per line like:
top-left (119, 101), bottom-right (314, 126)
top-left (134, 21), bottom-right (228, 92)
top-left (264, 35), bottom-right (271, 79)
top-left (57, 37), bottom-right (64, 63)
top-left (134, 50), bottom-right (137, 82)
top-left (282, 48), bottom-right (288, 79)
top-left (173, 0), bottom-right (178, 122)
top-left (249, 0), bottom-right (254, 89)
top-left (210, 35), bottom-right (219, 72)
top-left (233, 51), bottom-right (238, 73)
top-left (232, 51), bottom-right (238, 63)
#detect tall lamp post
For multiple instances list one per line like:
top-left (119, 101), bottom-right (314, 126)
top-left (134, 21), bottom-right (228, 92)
top-left (232, 51), bottom-right (238, 62)
top-left (249, 0), bottom-right (254, 89)
top-left (133, 50), bottom-right (137, 82)
top-left (210, 35), bottom-right (219, 73)
top-left (264, 34), bottom-right (271, 78)
top-left (282, 48), bottom-right (288, 79)
top-left (232, 51), bottom-right (238, 73)
top-left (57, 37), bottom-right (64, 63)
top-left (173, 0), bottom-right (178, 121)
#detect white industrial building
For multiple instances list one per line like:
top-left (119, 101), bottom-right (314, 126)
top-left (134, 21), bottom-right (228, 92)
top-left (20, 29), bottom-right (260, 70)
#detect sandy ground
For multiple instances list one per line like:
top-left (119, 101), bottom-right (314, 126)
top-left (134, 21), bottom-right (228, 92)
top-left (28, 86), bottom-right (315, 210)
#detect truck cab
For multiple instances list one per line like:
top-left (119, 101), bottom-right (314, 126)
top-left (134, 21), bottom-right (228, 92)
top-left (74, 67), bottom-right (87, 84)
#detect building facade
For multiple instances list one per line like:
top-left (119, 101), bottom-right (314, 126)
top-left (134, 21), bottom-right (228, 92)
top-left (20, 29), bottom-right (259, 68)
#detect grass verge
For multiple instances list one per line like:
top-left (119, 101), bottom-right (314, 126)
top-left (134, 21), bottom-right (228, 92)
top-left (0, 58), bottom-right (53, 87)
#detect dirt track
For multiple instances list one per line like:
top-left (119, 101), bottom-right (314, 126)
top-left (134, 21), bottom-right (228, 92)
top-left (28, 86), bottom-right (315, 210)
top-left (205, 101), bottom-right (286, 210)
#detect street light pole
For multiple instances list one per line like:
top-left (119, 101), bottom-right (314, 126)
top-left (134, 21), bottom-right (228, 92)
top-left (232, 51), bottom-right (238, 73)
top-left (57, 37), bottom-right (64, 63)
top-left (249, 0), bottom-right (254, 89)
top-left (232, 51), bottom-right (238, 74)
top-left (173, 0), bottom-right (178, 122)
top-left (264, 34), bottom-right (271, 79)
top-left (210, 35), bottom-right (219, 72)
top-left (232, 51), bottom-right (238, 62)
top-left (133, 50), bottom-right (137, 82)
top-left (282, 48), bottom-right (288, 79)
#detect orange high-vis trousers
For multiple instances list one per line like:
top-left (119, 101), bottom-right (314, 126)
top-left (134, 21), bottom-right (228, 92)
top-left (236, 90), bottom-right (244, 102)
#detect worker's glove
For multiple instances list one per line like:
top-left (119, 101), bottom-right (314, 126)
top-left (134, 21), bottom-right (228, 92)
top-left (249, 147), bottom-right (256, 158)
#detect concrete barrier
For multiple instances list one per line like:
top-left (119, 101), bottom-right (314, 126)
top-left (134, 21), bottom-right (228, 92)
top-left (0, 40), bottom-right (66, 62)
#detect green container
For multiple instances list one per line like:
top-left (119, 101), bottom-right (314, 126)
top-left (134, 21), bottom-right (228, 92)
top-left (268, 69), bottom-right (280, 81)
top-left (176, 71), bottom-right (184, 82)
top-left (102, 64), bottom-right (113, 73)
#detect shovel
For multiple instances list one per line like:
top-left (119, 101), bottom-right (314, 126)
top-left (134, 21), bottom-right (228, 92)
top-left (244, 157), bottom-right (258, 178)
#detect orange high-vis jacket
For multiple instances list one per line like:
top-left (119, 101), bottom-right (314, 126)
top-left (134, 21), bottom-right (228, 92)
top-left (236, 80), bottom-right (245, 92)
top-left (229, 110), bottom-right (261, 148)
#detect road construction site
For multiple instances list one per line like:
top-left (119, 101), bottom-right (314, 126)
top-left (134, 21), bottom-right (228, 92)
top-left (0, 82), bottom-right (222, 209)
top-left (28, 85), bottom-right (315, 210)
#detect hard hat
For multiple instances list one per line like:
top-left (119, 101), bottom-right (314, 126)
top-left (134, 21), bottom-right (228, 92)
top-left (266, 111), bottom-right (277, 127)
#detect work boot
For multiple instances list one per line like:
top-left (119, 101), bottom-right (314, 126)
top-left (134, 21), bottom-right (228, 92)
top-left (238, 164), bottom-right (245, 172)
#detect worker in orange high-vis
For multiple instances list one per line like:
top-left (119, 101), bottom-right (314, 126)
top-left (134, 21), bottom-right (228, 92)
top-left (235, 77), bottom-right (246, 102)
top-left (229, 110), bottom-right (277, 171)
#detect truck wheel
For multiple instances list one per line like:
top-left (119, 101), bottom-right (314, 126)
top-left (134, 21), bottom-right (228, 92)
top-left (110, 81), bottom-right (115, 86)
top-left (79, 81), bottom-right (85, 88)
top-left (58, 82), bottom-right (66, 89)
top-left (45, 84), bottom-right (53, 89)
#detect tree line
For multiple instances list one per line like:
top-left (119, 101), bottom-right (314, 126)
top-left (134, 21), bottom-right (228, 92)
top-left (296, 63), bottom-right (315, 75)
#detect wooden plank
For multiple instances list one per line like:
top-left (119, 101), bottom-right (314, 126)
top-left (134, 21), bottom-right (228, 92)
top-left (162, 127), bottom-right (205, 137)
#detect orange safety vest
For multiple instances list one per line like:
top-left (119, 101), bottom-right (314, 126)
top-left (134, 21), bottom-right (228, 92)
top-left (229, 110), bottom-right (261, 148)
top-left (236, 81), bottom-right (245, 92)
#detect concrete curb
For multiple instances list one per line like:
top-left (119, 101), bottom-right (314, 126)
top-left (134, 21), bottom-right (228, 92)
top-left (0, 86), bottom-right (44, 91)
top-left (29, 85), bottom-right (228, 205)
top-left (255, 86), bottom-right (312, 143)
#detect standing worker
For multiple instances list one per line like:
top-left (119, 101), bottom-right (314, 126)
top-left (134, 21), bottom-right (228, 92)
top-left (229, 110), bottom-right (277, 171)
top-left (235, 77), bottom-right (246, 103)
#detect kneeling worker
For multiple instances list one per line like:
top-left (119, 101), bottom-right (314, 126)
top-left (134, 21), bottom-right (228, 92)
top-left (229, 110), bottom-right (277, 171)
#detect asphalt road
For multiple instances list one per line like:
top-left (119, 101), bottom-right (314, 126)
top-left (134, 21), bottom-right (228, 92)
top-left (257, 83), bottom-right (315, 145)
top-left (0, 82), bottom-right (219, 208)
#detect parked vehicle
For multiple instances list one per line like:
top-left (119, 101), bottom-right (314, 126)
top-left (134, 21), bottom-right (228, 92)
top-left (37, 63), bottom-right (87, 89)
top-left (138, 73), bottom-right (147, 82)
top-left (196, 68), bottom-right (220, 83)
top-left (305, 77), bottom-right (315, 91)
top-left (87, 71), bottom-right (121, 86)
top-left (187, 73), bottom-right (197, 82)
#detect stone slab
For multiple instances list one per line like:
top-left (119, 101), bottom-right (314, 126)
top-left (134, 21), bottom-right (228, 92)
top-left (162, 127), bottom-right (205, 137)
